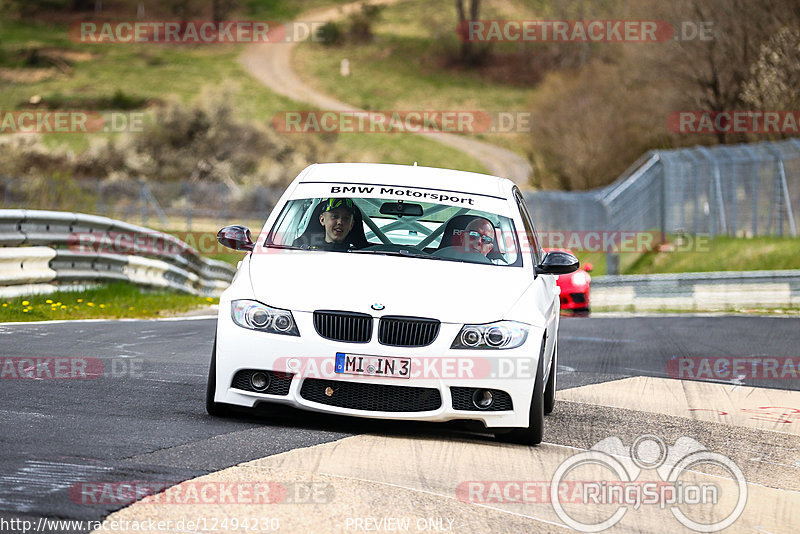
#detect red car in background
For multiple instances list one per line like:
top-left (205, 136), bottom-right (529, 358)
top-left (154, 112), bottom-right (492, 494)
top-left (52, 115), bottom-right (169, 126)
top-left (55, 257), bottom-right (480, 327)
top-left (545, 249), bottom-right (592, 314)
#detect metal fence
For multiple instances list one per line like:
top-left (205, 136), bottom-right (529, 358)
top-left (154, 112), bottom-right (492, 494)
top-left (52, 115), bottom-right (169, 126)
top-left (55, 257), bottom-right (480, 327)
top-left (524, 138), bottom-right (800, 240)
top-left (3, 138), bottom-right (798, 264)
top-left (0, 176), bottom-right (284, 230)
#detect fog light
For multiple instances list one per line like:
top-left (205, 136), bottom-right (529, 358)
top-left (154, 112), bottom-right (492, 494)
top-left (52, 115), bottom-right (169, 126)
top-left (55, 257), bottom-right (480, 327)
top-left (472, 389), bottom-right (494, 409)
top-left (250, 371), bottom-right (270, 392)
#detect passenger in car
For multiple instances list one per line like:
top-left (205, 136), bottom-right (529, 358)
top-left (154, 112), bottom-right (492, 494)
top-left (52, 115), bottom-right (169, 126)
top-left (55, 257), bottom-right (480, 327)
top-left (459, 217), bottom-right (496, 257)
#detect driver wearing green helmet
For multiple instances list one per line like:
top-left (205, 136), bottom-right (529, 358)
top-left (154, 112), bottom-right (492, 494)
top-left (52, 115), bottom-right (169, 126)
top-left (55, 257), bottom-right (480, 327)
top-left (316, 197), bottom-right (356, 251)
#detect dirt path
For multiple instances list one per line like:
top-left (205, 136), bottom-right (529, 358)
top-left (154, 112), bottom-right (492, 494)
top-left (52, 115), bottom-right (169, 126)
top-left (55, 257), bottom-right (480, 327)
top-left (238, 1), bottom-right (532, 186)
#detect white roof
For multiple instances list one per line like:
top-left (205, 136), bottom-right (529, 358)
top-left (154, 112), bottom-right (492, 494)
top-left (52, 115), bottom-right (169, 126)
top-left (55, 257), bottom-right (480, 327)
top-left (295, 163), bottom-right (516, 199)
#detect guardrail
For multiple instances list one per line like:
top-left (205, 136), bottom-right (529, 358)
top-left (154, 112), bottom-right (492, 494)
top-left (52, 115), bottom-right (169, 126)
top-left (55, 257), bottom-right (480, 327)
top-left (0, 210), bottom-right (236, 297)
top-left (592, 270), bottom-right (800, 311)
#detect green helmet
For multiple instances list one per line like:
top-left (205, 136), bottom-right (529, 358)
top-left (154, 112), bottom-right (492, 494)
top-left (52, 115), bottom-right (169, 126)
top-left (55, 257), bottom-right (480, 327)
top-left (320, 198), bottom-right (355, 213)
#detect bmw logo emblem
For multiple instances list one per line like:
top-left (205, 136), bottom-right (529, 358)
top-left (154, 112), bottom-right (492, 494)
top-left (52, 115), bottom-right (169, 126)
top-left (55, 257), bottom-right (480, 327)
top-left (371, 303), bottom-right (385, 311)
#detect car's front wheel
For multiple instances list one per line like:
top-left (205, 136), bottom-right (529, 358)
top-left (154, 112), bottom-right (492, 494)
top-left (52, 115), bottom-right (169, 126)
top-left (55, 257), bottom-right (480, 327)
top-left (544, 338), bottom-right (557, 415)
top-left (496, 336), bottom-right (546, 446)
top-left (205, 336), bottom-right (236, 417)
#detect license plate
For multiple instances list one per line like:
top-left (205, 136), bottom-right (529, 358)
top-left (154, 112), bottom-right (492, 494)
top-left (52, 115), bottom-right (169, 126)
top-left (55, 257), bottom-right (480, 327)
top-left (335, 352), bottom-right (411, 379)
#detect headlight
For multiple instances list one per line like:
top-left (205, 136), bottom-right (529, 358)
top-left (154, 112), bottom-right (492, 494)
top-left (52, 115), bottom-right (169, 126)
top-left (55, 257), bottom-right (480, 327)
top-left (231, 300), bottom-right (299, 336)
top-left (451, 321), bottom-right (528, 350)
top-left (571, 271), bottom-right (589, 286)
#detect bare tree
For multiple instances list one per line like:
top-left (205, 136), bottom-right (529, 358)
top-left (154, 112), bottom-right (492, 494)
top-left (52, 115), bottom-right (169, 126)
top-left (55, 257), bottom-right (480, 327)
top-left (455, 0), bottom-right (482, 65)
top-left (742, 28), bottom-right (800, 112)
top-left (641, 0), bottom-right (800, 143)
top-left (211, 0), bottom-right (237, 23)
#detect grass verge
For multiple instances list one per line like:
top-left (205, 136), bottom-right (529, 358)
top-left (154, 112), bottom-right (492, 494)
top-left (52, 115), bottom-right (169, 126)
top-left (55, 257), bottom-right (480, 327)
top-left (568, 236), bottom-right (800, 276)
top-left (0, 283), bottom-right (217, 322)
top-left (0, 1), bottom-right (487, 172)
top-left (293, 0), bottom-right (535, 161)
top-left (590, 306), bottom-right (800, 315)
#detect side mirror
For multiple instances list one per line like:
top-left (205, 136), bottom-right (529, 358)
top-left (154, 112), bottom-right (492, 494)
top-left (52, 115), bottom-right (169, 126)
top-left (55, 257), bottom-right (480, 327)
top-left (583, 262), bottom-right (594, 273)
top-left (535, 250), bottom-right (579, 275)
top-left (217, 225), bottom-right (254, 251)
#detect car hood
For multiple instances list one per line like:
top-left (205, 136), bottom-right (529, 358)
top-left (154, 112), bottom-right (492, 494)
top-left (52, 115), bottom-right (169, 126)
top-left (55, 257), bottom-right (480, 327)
top-left (248, 250), bottom-right (529, 324)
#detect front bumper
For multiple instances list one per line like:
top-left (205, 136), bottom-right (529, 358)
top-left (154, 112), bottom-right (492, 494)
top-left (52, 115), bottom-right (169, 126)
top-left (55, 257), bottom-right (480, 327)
top-left (214, 307), bottom-right (544, 429)
top-left (559, 289), bottom-right (590, 310)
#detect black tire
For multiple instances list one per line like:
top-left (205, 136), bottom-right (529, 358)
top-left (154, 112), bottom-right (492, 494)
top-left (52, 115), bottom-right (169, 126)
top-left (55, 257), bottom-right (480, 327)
top-left (496, 336), bottom-right (546, 446)
top-left (205, 337), bottom-right (235, 417)
top-left (544, 338), bottom-right (557, 415)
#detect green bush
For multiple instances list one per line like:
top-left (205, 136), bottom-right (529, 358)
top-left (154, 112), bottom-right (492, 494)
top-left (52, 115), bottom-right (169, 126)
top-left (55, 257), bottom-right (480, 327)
top-left (317, 21), bottom-right (343, 46)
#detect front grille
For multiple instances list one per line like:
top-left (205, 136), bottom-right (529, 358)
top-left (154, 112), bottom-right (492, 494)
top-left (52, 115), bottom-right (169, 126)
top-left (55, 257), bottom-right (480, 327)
top-left (378, 316), bottom-right (440, 347)
top-left (313, 310), bottom-right (372, 343)
top-left (300, 378), bottom-right (442, 412)
top-left (570, 293), bottom-right (587, 304)
top-left (451, 387), bottom-right (514, 411)
top-left (231, 370), bottom-right (293, 395)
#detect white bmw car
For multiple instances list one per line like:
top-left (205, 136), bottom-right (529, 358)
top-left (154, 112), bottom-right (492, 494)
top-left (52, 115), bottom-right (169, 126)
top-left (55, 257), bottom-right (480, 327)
top-left (206, 163), bottom-right (577, 445)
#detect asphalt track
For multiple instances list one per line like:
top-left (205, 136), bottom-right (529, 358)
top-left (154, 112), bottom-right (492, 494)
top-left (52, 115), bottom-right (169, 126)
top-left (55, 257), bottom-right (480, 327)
top-left (1, 315), bottom-right (798, 533)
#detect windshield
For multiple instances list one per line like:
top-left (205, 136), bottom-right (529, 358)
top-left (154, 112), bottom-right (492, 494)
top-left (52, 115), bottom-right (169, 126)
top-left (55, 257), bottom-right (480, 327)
top-left (266, 197), bottom-right (521, 267)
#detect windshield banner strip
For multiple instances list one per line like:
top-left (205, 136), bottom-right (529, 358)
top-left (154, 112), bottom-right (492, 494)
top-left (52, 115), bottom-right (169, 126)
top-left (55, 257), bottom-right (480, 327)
top-left (294, 182), bottom-right (510, 214)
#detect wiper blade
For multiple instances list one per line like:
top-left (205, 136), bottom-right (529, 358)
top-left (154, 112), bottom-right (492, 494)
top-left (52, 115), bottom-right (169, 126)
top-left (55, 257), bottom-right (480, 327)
top-left (347, 248), bottom-right (452, 261)
top-left (263, 244), bottom-right (305, 250)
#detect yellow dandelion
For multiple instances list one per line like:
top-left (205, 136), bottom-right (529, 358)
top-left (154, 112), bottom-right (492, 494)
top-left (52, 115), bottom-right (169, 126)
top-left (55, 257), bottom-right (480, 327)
top-left (99, 304), bottom-right (105, 308)
top-left (2, 303), bottom-right (6, 307)
top-left (22, 300), bottom-right (29, 306)
top-left (55, 302), bottom-right (62, 306)
top-left (46, 299), bottom-right (53, 304)
top-left (87, 302), bottom-right (95, 307)
top-left (60, 306), bottom-right (67, 310)
top-left (77, 299), bottom-right (83, 303)
top-left (128, 307), bottom-right (134, 311)
top-left (205, 297), bottom-right (214, 302)
top-left (23, 309), bottom-right (29, 313)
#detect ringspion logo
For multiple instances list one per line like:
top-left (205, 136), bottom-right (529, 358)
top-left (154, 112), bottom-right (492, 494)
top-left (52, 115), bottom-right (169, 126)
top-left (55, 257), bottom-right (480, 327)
top-left (550, 435), bottom-right (747, 532)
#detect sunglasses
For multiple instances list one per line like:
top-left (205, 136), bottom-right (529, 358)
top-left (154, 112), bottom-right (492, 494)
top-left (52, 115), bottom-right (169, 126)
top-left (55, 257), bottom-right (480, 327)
top-left (467, 230), bottom-right (493, 245)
